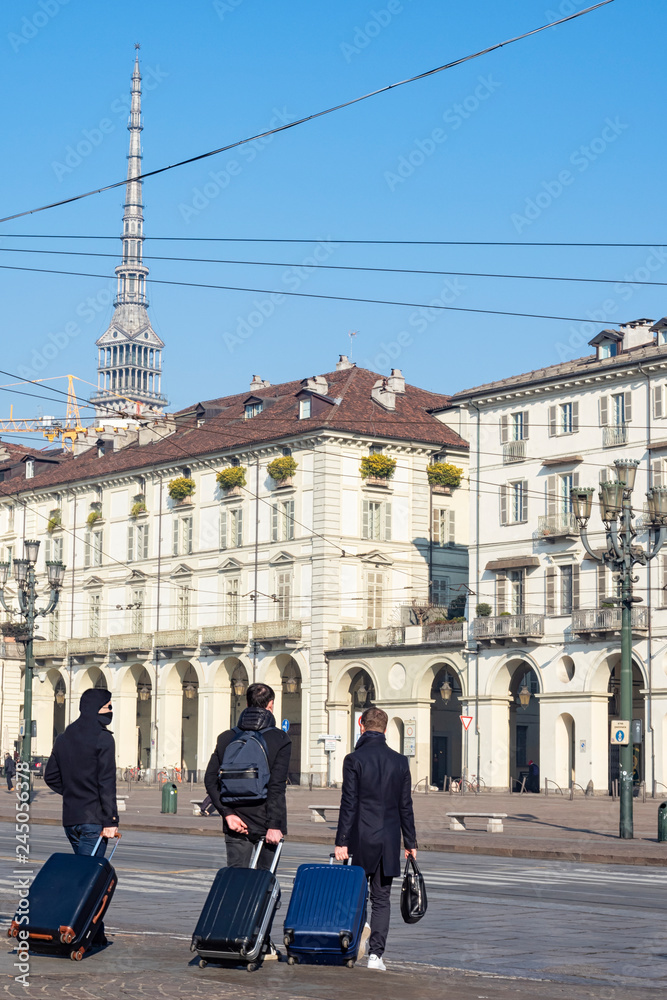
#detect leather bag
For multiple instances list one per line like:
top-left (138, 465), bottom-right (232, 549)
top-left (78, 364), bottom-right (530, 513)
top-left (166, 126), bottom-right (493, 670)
top-left (400, 855), bottom-right (427, 924)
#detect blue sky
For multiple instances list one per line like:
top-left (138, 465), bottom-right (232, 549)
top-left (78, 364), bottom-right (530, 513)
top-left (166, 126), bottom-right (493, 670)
top-left (0, 0), bottom-right (665, 429)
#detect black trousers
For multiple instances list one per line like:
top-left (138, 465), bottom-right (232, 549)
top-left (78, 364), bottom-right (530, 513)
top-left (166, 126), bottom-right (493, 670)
top-left (224, 831), bottom-right (277, 870)
top-left (367, 861), bottom-right (393, 958)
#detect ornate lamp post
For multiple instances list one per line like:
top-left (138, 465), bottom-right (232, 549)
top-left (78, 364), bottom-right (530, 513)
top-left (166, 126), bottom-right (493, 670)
top-left (571, 459), bottom-right (667, 839)
top-left (0, 541), bottom-right (66, 764)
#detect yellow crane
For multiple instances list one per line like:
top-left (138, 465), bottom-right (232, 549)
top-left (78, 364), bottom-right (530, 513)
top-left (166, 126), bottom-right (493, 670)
top-left (0, 375), bottom-right (87, 450)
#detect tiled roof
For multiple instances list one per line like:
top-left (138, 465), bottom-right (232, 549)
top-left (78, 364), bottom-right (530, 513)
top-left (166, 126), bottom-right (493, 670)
top-left (0, 367), bottom-right (466, 497)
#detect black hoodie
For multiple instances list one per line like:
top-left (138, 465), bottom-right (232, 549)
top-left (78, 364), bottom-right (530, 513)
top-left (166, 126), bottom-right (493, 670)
top-left (45, 688), bottom-right (119, 828)
top-left (204, 707), bottom-right (291, 839)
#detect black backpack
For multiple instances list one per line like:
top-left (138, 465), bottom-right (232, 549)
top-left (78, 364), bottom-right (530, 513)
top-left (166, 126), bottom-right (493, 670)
top-left (218, 727), bottom-right (271, 805)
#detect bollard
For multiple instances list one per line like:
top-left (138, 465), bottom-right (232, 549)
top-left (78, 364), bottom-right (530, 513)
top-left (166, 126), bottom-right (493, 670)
top-left (161, 781), bottom-right (178, 815)
top-left (658, 802), bottom-right (667, 842)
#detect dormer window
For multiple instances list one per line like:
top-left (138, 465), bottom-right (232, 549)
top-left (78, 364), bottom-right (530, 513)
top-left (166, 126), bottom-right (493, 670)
top-left (245, 401), bottom-right (262, 419)
top-left (589, 328), bottom-right (622, 360)
top-left (299, 398), bottom-right (311, 419)
top-left (25, 459), bottom-right (34, 479)
top-left (599, 340), bottom-right (617, 359)
top-left (658, 329), bottom-right (667, 346)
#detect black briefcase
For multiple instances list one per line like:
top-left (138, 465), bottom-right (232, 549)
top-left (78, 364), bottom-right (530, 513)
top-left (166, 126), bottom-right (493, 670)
top-left (400, 855), bottom-right (427, 924)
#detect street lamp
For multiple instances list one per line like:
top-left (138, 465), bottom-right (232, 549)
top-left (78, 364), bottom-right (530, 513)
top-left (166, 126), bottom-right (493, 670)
top-left (517, 678), bottom-right (531, 710)
top-left (439, 676), bottom-right (453, 703)
top-left (0, 539), bottom-right (65, 766)
top-left (571, 458), bottom-right (665, 839)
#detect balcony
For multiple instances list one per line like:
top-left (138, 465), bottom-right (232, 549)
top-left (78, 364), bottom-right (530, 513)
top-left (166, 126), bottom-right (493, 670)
top-left (109, 633), bottom-right (154, 660)
top-left (472, 614), bottom-right (544, 643)
top-left (252, 620), bottom-right (302, 644)
top-left (537, 512), bottom-right (579, 541)
top-left (603, 424), bottom-right (628, 448)
top-left (154, 629), bottom-right (199, 653)
top-left (68, 637), bottom-right (108, 659)
top-left (336, 627), bottom-right (405, 649)
top-left (0, 641), bottom-right (24, 660)
top-left (33, 640), bottom-right (67, 662)
top-left (422, 623), bottom-right (465, 645)
top-left (572, 607), bottom-right (648, 635)
top-left (502, 440), bottom-right (526, 464)
top-left (201, 625), bottom-right (248, 650)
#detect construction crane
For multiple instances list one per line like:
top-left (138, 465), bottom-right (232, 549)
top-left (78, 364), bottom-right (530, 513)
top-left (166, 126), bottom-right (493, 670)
top-left (0, 375), bottom-right (87, 450)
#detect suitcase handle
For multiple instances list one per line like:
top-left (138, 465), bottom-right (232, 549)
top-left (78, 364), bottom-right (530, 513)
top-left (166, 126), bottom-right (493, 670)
top-left (250, 836), bottom-right (283, 874)
top-left (92, 831), bottom-right (121, 861)
top-left (329, 852), bottom-right (351, 865)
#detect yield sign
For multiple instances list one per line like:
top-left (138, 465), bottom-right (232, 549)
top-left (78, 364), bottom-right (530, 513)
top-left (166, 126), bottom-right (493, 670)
top-left (460, 716), bottom-right (473, 731)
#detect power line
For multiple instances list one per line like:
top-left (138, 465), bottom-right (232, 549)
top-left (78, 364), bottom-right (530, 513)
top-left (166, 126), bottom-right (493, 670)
top-left (0, 2), bottom-right (613, 226)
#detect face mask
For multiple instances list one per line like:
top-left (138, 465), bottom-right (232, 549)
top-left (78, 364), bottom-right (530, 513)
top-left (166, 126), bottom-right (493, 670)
top-left (99, 711), bottom-right (113, 725)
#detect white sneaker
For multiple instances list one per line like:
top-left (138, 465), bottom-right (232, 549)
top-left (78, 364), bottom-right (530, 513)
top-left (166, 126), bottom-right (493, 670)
top-left (367, 954), bottom-right (386, 971)
top-left (357, 923), bottom-right (371, 961)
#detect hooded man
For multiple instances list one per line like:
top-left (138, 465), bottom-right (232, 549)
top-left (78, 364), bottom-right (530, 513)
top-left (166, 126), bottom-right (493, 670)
top-left (4, 753), bottom-right (15, 792)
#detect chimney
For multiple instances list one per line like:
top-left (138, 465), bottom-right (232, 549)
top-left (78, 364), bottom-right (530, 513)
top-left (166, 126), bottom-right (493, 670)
top-left (387, 368), bottom-right (405, 393)
top-left (250, 375), bottom-right (271, 390)
top-left (301, 375), bottom-right (329, 395)
top-left (336, 354), bottom-right (354, 371)
top-left (371, 377), bottom-right (396, 411)
top-left (620, 319), bottom-right (655, 351)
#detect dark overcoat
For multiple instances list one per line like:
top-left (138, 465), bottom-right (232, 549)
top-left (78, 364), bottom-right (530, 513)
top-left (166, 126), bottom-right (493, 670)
top-left (335, 731), bottom-right (417, 878)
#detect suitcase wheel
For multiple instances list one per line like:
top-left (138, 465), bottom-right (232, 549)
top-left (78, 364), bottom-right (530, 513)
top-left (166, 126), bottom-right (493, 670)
top-left (247, 962), bottom-right (260, 973)
top-left (61, 932), bottom-right (75, 945)
top-left (198, 959), bottom-right (208, 969)
top-left (341, 934), bottom-right (351, 951)
top-left (287, 955), bottom-right (298, 966)
top-left (70, 947), bottom-right (85, 961)
top-left (346, 959), bottom-right (355, 969)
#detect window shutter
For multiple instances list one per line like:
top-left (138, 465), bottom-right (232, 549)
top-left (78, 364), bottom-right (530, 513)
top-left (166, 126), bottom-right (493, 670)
top-left (186, 517), bottom-right (193, 554)
top-left (572, 472), bottom-right (579, 490)
top-left (384, 501), bottom-right (392, 541)
top-left (572, 564), bottom-right (580, 611)
top-left (572, 401), bottom-right (579, 432)
top-left (219, 509), bottom-right (227, 550)
top-left (547, 475), bottom-right (557, 517)
top-left (545, 567), bottom-right (556, 615)
top-left (500, 415), bottom-right (508, 443)
top-left (44, 538), bottom-right (51, 564)
top-left (654, 385), bottom-right (664, 419)
top-left (500, 485), bottom-right (508, 526)
top-left (142, 525), bottom-right (149, 559)
top-left (362, 499), bottom-right (370, 539)
top-left (662, 555), bottom-right (667, 606)
top-left (599, 395), bottom-right (609, 426)
top-left (624, 391), bottom-right (632, 422)
top-left (172, 518), bottom-right (179, 556)
top-left (271, 504), bottom-right (279, 542)
top-left (84, 531), bottom-right (91, 569)
top-left (236, 508), bottom-right (243, 547)
top-left (432, 507), bottom-right (440, 544)
top-left (651, 459), bottom-right (663, 488)
top-left (521, 482), bottom-right (528, 522)
top-left (522, 411), bottom-right (529, 440)
top-left (496, 571), bottom-right (506, 614)
top-left (597, 563), bottom-right (606, 606)
top-left (448, 509), bottom-right (456, 543)
top-left (127, 525), bottom-right (134, 562)
top-left (548, 406), bottom-right (557, 437)
top-left (286, 500), bottom-right (295, 540)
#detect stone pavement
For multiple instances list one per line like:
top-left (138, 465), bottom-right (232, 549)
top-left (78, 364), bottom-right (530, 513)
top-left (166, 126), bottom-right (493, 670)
top-left (4, 781), bottom-right (667, 865)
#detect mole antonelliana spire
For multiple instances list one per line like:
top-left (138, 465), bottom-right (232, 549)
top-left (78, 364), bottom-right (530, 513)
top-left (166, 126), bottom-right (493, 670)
top-left (92, 46), bottom-right (167, 417)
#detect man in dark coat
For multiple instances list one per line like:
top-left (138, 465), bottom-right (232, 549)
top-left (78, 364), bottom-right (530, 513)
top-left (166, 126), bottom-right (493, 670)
top-left (335, 706), bottom-right (417, 971)
top-left (4, 753), bottom-right (16, 792)
top-left (205, 682), bottom-right (291, 870)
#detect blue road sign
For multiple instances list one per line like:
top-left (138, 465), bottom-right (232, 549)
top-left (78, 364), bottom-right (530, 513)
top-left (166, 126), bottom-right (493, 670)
top-left (282, 719), bottom-right (290, 733)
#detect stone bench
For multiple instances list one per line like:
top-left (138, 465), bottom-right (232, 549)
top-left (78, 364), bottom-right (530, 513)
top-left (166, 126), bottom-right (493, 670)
top-left (117, 795), bottom-right (128, 813)
top-left (309, 804), bottom-right (341, 824)
top-left (446, 812), bottom-right (507, 834)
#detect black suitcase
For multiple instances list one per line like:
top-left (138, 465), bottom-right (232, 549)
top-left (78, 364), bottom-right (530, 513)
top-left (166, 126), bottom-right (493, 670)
top-left (191, 838), bottom-right (283, 970)
top-left (8, 833), bottom-right (120, 961)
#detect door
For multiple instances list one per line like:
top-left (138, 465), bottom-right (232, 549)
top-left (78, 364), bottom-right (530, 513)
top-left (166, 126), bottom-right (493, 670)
top-left (431, 735), bottom-right (449, 790)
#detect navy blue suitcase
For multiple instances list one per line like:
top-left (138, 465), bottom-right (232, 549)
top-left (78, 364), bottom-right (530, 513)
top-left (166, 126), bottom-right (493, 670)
top-left (283, 855), bottom-right (368, 967)
top-left (8, 834), bottom-right (119, 961)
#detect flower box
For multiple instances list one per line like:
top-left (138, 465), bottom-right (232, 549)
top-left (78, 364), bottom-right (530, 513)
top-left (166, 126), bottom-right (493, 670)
top-left (365, 476), bottom-right (391, 488)
top-left (274, 477), bottom-right (294, 489)
top-left (431, 484), bottom-right (452, 495)
top-left (224, 485), bottom-right (243, 497)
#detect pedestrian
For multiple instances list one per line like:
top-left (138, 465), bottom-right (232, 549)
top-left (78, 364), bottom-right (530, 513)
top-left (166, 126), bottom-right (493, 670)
top-left (335, 706), bottom-right (418, 972)
top-left (205, 682), bottom-right (291, 870)
top-left (527, 759), bottom-right (539, 794)
top-left (4, 752), bottom-right (16, 792)
top-left (44, 688), bottom-right (119, 948)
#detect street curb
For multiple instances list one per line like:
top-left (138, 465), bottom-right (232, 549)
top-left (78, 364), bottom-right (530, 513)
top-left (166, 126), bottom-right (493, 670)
top-left (14, 815), bottom-right (667, 866)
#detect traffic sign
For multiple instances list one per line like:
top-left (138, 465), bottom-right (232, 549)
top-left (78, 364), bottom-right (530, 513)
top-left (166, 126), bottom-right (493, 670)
top-left (282, 719), bottom-right (290, 733)
top-left (611, 720), bottom-right (629, 745)
top-left (460, 716), bottom-right (473, 731)
top-left (403, 718), bottom-right (416, 757)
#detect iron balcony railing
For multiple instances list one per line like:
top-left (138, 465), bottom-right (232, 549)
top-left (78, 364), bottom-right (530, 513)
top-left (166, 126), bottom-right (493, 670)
top-left (572, 607), bottom-right (648, 633)
top-left (33, 640), bottom-right (67, 659)
top-left (472, 614), bottom-right (544, 640)
top-left (68, 637), bottom-right (108, 656)
top-left (201, 625), bottom-right (248, 645)
top-left (602, 424), bottom-right (628, 448)
top-left (538, 512), bottom-right (579, 538)
top-left (502, 440), bottom-right (526, 464)
top-left (252, 620), bottom-right (302, 641)
top-left (337, 627), bottom-right (405, 649)
top-left (154, 629), bottom-right (199, 648)
top-left (109, 633), bottom-right (154, 652)
top-left (422, 623), bottom-right (465, 644)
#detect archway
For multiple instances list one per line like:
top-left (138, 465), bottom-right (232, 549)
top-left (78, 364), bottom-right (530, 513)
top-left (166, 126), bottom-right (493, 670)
top-left (53, 676), bottom-right (66, 741)
top-left (387, 717), bottom-right (404, 753)
top-left (509, 662), bottom-right (540, 791)
top-left (181, 664), bottom-right (199, 777)
top-left (607, 657), bottom-right (645, 792)
top-left (135, 667), bottom-right (152, 769)
top-left (279, 656), bottom-right (302, 784)
top-left (349, 669), bottom-right (375, 748)
top-left (430, 665), bottom-right (463, 789)
top-left (555, 713), bottom-right (575, 790)
top-left (230, 662), bottom-right (249, 727)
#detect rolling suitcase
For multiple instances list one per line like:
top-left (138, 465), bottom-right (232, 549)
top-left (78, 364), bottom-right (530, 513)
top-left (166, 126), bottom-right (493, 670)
top-left (191, 838), bottom-right (283, 971)
top-left (283, 854), bottom-right (368, 967)
top-left (8, 833), bottom-right (120, 961)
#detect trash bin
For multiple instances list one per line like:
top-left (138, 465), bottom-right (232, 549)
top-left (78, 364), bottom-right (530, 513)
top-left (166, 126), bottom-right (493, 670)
top-left (658, 802), bottom-right (667, 842)
top-left (161, 781), bottom-right (178, 815)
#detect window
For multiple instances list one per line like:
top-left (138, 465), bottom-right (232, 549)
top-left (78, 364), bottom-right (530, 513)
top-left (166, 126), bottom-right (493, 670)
top-left (173, 515), bottom-right (193, 556)
top-left (89, 594), bottom-right (101, 638)
top-left (49, 609), bottom-right (60, 641)
top-left (653, 384), bottom-right (666, 419)
top-left (131, 589), bottom-right (144, 633)
top-left (599, 340), bottom-right (617, 359)
top-left (225, 577), bottom-right (240, 625)
top-left (177, 586), bottom-right (190, 629)
top-left (84, 530), bottom-right (103, 568)
top-left (652, 458), bottom-right (666, 488)
top-left (44, 536), bottom-right (64, 564)
top-left (299, 398), bottom-right (311, 419)
top-left (500, 411), bottom-right (529, 443)
top-left (245, 401), bottom-right (262, 418)
top-left (546, 565), bottom-right (579, 614)
top-left (220, 507), bottom-right (243, 549)
top-left (500, 481), bottom-right (527, 525)
top-left (366, 571), bottom-right (384, 628)
top-left (25, 460), bottom-right (34, 479)
top-left (276, 570), bottom-right (292, 620)
top-left (431, 577), bottom-right (450, 608)
top-left (281, 448), bottom-right (292, 457)
top-left (548, 401), bottom-right (579, 436)
top-left (516, 725), bottom-right (528, 768)
top-left (369, 444), bottom-right (384, 454)
top-left (271, 500), bottom-right (294, 542)
top-left (127, 523), bottom-right (149, 562)
top-left (4, 546), bottom-right (12, 572)
top-left (362, 499), bottom-right (391, 541)
top-left (507, 569), bottom-right (524, 615)
top-left (599, 391), bottom-right (632, 426)
top-left (432, 508), bottom-right (455, 545)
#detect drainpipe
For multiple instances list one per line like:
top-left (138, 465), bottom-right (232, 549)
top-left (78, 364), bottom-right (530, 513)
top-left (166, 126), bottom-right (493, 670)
top-left (252, 455), bottom-right (260, 682)
top-left (639, 363), bottom-right (655, 796)
top-left (470, 403), bottom-right (482, 790)
top-left (68, 491), bottom-right (77, 727)
top-left (154, 475), bottom-right (163, 774)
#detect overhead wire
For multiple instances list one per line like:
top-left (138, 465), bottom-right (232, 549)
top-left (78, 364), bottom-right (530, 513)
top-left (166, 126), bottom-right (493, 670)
top-left (2, 234), bottom-right (663, 247)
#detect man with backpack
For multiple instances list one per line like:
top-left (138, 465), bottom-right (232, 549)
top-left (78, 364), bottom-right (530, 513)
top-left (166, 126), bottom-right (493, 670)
top-left (205, 682), bottom-right (291, 869)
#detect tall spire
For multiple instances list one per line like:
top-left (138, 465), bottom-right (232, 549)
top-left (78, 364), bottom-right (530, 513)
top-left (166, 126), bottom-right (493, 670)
top-left (92, 47), bottom-right (167, 418)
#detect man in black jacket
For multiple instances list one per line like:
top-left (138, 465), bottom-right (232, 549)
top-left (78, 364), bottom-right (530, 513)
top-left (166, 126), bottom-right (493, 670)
top-left (4, 753), bottom-right (16, 792)
top-left (335, 706), bottom-right (417, 971)
top-left (205, 682), bottom-right (290, 870)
